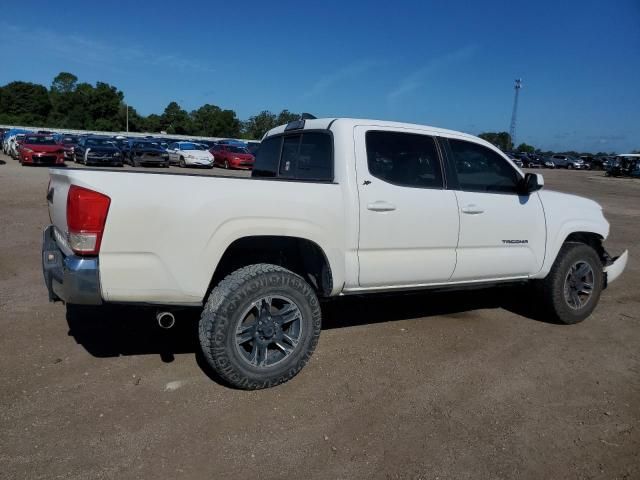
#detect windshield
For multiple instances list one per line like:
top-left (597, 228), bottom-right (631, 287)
top-left (86, 138), bottom-right (117, 147)
top-left (135, 142), bottom-right (160, 148)
top-left (60, 136), bottom-right (79, 144)
top-left (227, 146), bottom-right (249, 153)
top-left (24, 135), bottom-right (56, 145)
top-left (180, 142), bottom-right (206, 150)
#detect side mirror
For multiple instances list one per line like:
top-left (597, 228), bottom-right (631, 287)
top-left (520, 172), bottom-right (544, 194)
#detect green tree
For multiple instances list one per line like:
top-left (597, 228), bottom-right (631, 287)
top-left (191, 104), bottom-right (241, 137)
top-left (161, 102), bottom-right (192, 134)
top-left (48, 72), bottom-right (79, 127)
top-left (478, 131), bottom-right (512, 151)
top-left (88, 82), bottom-right (124, 131)
top-left (65, 82), bottom-right (94, 129)
top-left (51, 72), bottom-right (78, 95)
top-left (243, 110), bottom-right (277, 139)
top-left (143, 114), bottom-right (163, 133)
top-left (0, 81), bottom-right (51, 125)
top-left (276, 109), bottom-right (300, 126)
top-left (118, 104), bottom-right (145, 132)
top-left (516, 143), bottom-right (535, 153)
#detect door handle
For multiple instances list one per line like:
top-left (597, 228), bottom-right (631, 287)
top-left (461, 204), bottom-right (484, 214)
top-left (367, 201), bottom-right (396, 212)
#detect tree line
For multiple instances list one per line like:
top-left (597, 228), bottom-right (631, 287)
top-left (0, 72), bottom-right (300, 139)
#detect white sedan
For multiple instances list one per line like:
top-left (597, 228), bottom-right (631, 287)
top-left (167, 142), bottom-right (214, 168)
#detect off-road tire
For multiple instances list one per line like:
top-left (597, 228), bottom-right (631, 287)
top-left (539, 242), bottom-right (603, 324)
top-left (199, 264), bottom-right (322, 389)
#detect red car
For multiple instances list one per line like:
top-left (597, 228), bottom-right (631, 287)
top-left (19, 134), bottom-right (65, 166)
top-left (210, 144), bottom-right (255, 170)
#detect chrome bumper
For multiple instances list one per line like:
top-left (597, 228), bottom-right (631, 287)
top-left (42, 226), bottom-right (102, 305)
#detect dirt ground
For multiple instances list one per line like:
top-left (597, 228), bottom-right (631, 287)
top-left (1, 154), bottom-right (638, 480)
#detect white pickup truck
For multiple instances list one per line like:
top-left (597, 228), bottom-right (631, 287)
top-left (42, 117), bottom-right (628, 389)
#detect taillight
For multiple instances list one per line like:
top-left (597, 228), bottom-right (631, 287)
top-left (66, 185), bottom-right (111, 255)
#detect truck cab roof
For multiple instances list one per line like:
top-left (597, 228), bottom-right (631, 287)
top-left (264, 117), bottom-right (492, 148)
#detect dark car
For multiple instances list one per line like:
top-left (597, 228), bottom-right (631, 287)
top-left (523, 155), bottom-right (543, 168)
top-left (126, 140), bottom-right (170, 167)
top-left (74, 136), bottom-right (123, 166)
top-left (606, 155), bottom-right (640, 177)
top-left (56, 135), bottom-right (80, 161)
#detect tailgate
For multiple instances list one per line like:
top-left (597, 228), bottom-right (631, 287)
top-left (47, 169), bottom-right (73, 243)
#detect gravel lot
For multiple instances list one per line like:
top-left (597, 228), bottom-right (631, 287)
top-left (1, 154), bottom-right (638, 480)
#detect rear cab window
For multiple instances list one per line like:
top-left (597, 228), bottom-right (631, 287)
top-left (252, 131), bottom-right (333, 181)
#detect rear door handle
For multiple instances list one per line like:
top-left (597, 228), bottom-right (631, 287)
top-left (367, 201), bottom-right (396, 212)
top-left (461, 204), bottom-right (484, 214)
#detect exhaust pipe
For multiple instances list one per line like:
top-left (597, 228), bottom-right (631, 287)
top-left (156, 311), bottom-right (175, 329)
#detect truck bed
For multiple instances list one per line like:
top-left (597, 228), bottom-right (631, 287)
top-left (47, 168), bottom-right (347, 305)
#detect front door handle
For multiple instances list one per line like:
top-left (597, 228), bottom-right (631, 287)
top-left (461, 204), bottom-right (484, 214)
top-left (367, 201), bottom-right (396, 212)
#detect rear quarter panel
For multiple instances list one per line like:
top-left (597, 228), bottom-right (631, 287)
top-left (50, 169), bottom-right (347, 305)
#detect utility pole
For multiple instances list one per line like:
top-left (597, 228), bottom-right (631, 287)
top-left (509, 78), bottom-right (522, 150)
top-left (125, 101), bottom-right (129, 133)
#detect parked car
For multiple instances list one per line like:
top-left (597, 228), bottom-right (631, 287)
top-left (551, 155), bottom-right (590, 170)
top-left (167, 141), bottom-right (214, 168)
top-left (606, 154), bottom-right (640, 177)
top-left (9, 134), bottom-right (26, 159)
top-left (542, 157), bottom-right (556, 168)
top-left (18, 134), bottom-right (65, 166)
top-left (508, 155), bottom-right (523, 168)
top-left (210, 143), bottom-right (255, 169)
top-left (522, 155), bottom-right (542, 168)
top-left (125, 140), bottom-right (170, 167)
top-left (74, 136), bottom-right (124, 167)
top-left (2, 129), bottom-right (31, 155)
top-left (56, 135), bottom-right (80, 161)
top-left (42, 117), bottom-right (628, 389)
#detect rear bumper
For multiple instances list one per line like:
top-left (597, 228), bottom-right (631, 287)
top-left (42, 226), bottom-right (102, 305)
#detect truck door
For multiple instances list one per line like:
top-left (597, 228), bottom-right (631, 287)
top-left (444, 138), bottom-right (546, 281)
top-left (354, 126), bottom-right (460, 288)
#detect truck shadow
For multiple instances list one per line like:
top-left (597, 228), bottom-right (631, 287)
top-left (65, 286), bottom-right (549, 369)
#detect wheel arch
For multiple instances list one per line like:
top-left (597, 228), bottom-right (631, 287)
top-left (534, 224), bottom-right (609, 279)
top-left (204, 235), bottom-right (336, 301)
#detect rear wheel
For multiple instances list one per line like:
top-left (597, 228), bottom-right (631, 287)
top-left (224, 159), bottom-right (229, 169)
top-left (199, 264), bottom-right (322, 389)
top-left (538, 243), bottom-right (603, 324)
top-left (179, 157), bottom-right (186, 168)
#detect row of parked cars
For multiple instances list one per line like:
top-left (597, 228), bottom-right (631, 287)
top-left (0, 128), bottom-right (261, 170)
top-left (505, 152), bottom-right (621, 171)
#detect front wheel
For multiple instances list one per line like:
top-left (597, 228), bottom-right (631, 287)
top-left (199, 264), bottom-right (322, 389)
top-left (179, 157), bottom-right (186, 168)
top-left (538, 243), bottom-right (603, 324)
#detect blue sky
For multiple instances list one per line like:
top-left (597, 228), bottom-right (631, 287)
top-left (1, 0), bottom-right (638, 152)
